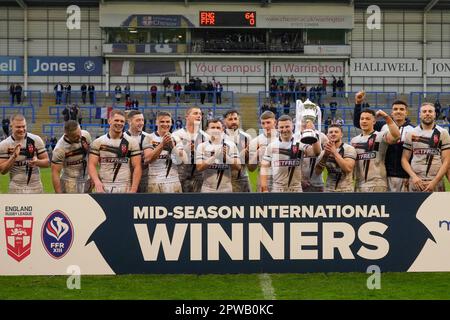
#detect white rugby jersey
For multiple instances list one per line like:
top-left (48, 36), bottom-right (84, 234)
top-left (143, 132), bottom-right (181, 184)
top-left (301, 131), bottom-right (328, 187)
top-left (124, 130), bottom-right (149, 179)
top-left (0, 132), bottom-right (46, 188)
top-left (90, 133), bottom-right (141, 184)
top-left (263, 137), bottom-right (308, 190)
top-left (403, 125), bottom-right (450, 180)
top-left (317, 143), bottom-right (357, 192)
top-left (51, 130), bottom-right (91, 180)
top-left (225, 129), bottom-right (252, 180)
top-left (351, 131), bottom-right (389, 189)
top-left (172, 128), bottom-right (209, 180)
top-left (196, 139), bottom-right (239, 192)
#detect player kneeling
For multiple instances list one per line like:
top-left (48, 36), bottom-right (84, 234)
top-left (315, 124), bottom-right (356, 192)
top-left (196, 119), bottom-right (241, 193)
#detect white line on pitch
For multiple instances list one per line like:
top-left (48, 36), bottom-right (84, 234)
top-left (259, 273), bottom-right (276, 300)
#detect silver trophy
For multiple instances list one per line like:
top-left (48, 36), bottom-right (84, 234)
top-left (295, 99), bottom-right (321, 144)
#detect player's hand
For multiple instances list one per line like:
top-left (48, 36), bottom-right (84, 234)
top-left (355, 91), bottom-right (365, 104)
top-left (11, 144), bottom-right (21, 160)
top-left (411, 176), bottom-right (425, 191)
top-left (94, 181), bottom-right (105, 193)
top-left (324, 141), bottom-right (336, 156)
top-left (376, 110), bottom-right (389, 119)
top-left (261, 185), bottom-right (269, 192)
top-left (28, 155), bottom-right (38, 167)
top-left (162, 133), bottom-right (174, 148)
top-left (423, 180), bottom-right (437, 192)
top-left (301, 181), bottom-right (311, 190)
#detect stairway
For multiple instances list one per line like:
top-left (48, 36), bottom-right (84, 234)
top-left (31, 94), bottom-right (53, 139)
top-left (237, 94), bottom-right (259, 132)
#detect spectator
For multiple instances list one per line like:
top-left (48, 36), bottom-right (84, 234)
top-left (320, 76), bottom-right (328, 95)
top-left (148, 110), bottom-right (156, 131)
top-left (80, 83), bottom-right (87, 104)
top-left (174, 81), bottom-right (182, 103)
top-left (337, 77), bottom-right (344, 97)
top-left (65, 83), bottom-right (72, 104)
top-left (9, 84), bottom-right (15, 105)
top-left (124, 83), bottom-right (131, 100)
top-left (200, 83), bottom-right (206, 104)
top-left (175, 117), bottom-right (183, 130)
top-left (261, 99), bottom-right (269, 113)
top-left (150, 84), bottom-right (158, 104)
top-left (14, 83), bottom-right (22, 105)
top-left (332, 76), bottom-right (337, 97)
top-left (114, 85), bottom-right (122, 102)
top-left (163, 76), bottom-right (171, 91)
top-left (54, 82), bottom-right (63, 105)
top-left (70, 104), bottom-right (78, 121)
top-left (88, 84), bottom-right (95, 104)
top-left (269, 83), bottom-right (277, 103)
top-left (207, 108), bottom-right (214, 121)
top-left (2, 118), bottom-right (10, 136)
top-left (165, 84), bottom-right (172, 104)
top-left (309, 86), bottom-right (316, 103)
top-left (216, 81), bottom-right (223, 104)
top-left (316, 84), bottom-right (323, 105)
top-left (277, 76), bottom-right (285, 91)
top-left (335, 117), bottom-right (344, 126)
top-left (62, 105), bottom-right (70, 122)
top-left (206, 81), bottom-right (214, 103)
top-left (329, 101), bottom-right (338, 120)
top-left (269, 101), bottom-right (277, 117)
top-left (125, 97), bottom-right (132, 110)
top-left (435, 99), bottom-right (442, 120)
top-left (131, 99), bottom-right (139, 110)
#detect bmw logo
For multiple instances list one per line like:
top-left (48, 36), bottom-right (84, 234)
top-left (84, 60), bottom-right (95, 72)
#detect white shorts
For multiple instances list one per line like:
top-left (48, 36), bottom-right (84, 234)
top-left (102, 182), bottom-right (130, 193)
top-left (272, 186), bottom-right (302, 193)
top-left (61, 178), bottom-right (91, 194)
top-left (387, 177), bottom-right (409, 192)
top-left (148, 181), bottom-right (182, 193)
top-left (9, 183), bottom-right (43, 194)
top-left (355, 186), bottom-right (388, 192)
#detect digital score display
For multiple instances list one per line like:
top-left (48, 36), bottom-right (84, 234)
top-left (199, 11), bottom-right (256, 27)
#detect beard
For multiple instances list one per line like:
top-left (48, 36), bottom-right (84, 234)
top-left (421, 118), bottom-right (435, 126)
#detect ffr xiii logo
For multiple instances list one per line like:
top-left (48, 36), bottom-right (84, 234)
top-left (41, 210), bottom-right (74, 259)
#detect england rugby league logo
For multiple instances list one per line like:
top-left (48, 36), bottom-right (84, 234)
top-left (41, 210), bottom-right (74, 259)
top-left (4, 217), bottom-right (34, 262)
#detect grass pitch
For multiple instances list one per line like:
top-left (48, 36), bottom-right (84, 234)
top-left (1, 169), bottom-right (450, 300)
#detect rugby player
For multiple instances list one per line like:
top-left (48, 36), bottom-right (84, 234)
top-left (315, 124), bottom-right (356, 192)
top-left (124, 110), bottom-right (149, 193)
top-left (196, 118), bottom-right (241, 192)
top-left (144, 111), bottom-right (184, 193)
top-left (51, 120), bottom-right (92, 193)
top-left (351, 108), bottom-right (401, 192)
top-left (223, 110), bottom-right (252, 192)
top-left (354, 91), bottom-right (414, 191)
top-left (0, 114), bottom-right (49, 193)
top-left (248, 111), bottom-right (278, 192)
top-left (88, 109), bottom-right (142, 193)
top-left (300, 122), bottom-right (329, 192)
top-left (172, 106), bottom-right (209, 192)
top-left (402, 102), bottom-right (450, 192)
top-left (261, 115), bottom-right (321, 192)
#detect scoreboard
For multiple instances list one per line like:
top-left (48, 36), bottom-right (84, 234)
top-left (199, 11), bottom-right (256, 27)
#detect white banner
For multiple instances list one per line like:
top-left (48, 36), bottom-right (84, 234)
top-left (270, 61), bottom-right (344, 77)
top-left (350, 58), bottom-right (422, 77)
top-left (427, 59), bottom-right (450, 77)
top-left (190, 61), bottom-right (265, 76)
top-left (259, 15), bottom-right (353, 29)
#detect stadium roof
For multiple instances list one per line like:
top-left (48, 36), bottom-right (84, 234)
top-left (0, 0), bottom-right (449, 10)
